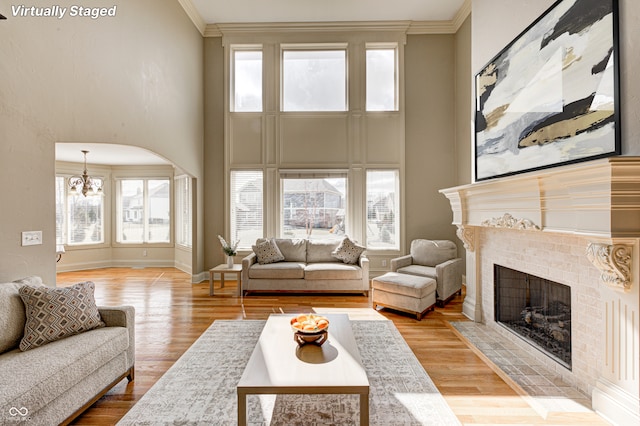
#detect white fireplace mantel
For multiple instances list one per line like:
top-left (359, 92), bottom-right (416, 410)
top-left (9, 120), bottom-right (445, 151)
top-left (440, 158), bottom-right (640, 293)
top-left (440, 157), bottom-right (640, 239)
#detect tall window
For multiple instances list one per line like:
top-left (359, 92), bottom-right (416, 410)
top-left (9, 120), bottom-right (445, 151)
top-left (366, 170), bottom-right (399, 249)
top-left (55, 176), bottom-right (105, 246)
top-left (230, 171), bottom-right (263, 249)
top-left (175, 175), bottom-right (192, 248)
top-left (282, 46), bottom-right (347, 111)
top-left (366, 44), bottom-right (398, 111)
top-left (232, 47), bottom-right (262, 112)
top-left (116, 179), bottom-right (170, 244)
top-left (280, 172), bottom-right (347, 240)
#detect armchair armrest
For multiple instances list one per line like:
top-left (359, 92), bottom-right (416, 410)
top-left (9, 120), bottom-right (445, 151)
top-left (435, 258), bottom-right (463, 300)
top-left (98, 305), bottom-right (135, 373)
top-left (390, 254), bottom-right (412, 271)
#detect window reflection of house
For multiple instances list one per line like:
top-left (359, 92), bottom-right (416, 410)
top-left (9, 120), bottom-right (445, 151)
top-left (121, 182), bottom-right (170, 224)
top-left (282, 179), bottom-right (343, 229)
top-left (235, 180), bottom-right (262, 232)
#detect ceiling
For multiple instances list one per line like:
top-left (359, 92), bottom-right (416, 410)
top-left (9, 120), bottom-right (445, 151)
top-left (55, 143), bottom-right (170, 166)
top-left (189, 0), bottom-right (467, 24)
top-left (55, 1), bottom-right (468, 167)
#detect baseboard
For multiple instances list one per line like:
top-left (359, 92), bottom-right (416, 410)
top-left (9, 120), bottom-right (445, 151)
top-left (592, 378), bottom-right (640, 426)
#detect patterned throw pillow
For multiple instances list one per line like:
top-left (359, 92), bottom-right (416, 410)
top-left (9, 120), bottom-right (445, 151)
top-left (19, 281), bottom-right (105, 351)
top-left (332, 236), bottom-right (366, 264)
top-left (252, 239), bottom-right (285, 265)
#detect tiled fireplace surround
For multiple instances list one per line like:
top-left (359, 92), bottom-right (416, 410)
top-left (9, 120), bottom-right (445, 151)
top-left (440, 158), bottom-right (640, 425)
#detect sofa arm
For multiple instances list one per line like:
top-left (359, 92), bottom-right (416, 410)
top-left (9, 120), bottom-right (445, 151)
top-left (241, 252), bottom-right (257, 293)
top-left (359, 254), bottom-right (370, 292)
top-left (390, 254), bottom-right (412, 271)
top-left (435, 258), bottom-right (463, 301)
top-left (99, 305), bottom-right (135, 375)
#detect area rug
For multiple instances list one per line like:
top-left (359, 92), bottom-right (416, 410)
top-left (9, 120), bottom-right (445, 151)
top-left (117, 319), bottom-right (460, 425)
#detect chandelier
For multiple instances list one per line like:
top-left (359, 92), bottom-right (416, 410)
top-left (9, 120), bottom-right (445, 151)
top-left (68, 150), bottom-right (103, 197)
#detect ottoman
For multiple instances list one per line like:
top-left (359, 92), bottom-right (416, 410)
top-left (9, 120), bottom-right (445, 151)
top-left (372, 272), bottom-right (436, 320)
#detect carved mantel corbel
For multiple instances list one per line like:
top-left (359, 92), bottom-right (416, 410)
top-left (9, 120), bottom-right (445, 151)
top-left (456, 225), bottom-right (475, 252)
top-left (586, 242), bottom-right (633, 292)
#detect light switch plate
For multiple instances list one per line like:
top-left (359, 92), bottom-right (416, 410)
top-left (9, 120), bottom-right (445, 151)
top-left (22, 231), bottom-right (42, 246)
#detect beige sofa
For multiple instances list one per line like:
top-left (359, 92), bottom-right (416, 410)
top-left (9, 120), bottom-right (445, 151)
top-left (0, 277), bottom-right (135, 425)
top-left (242, 238), bottom-right (369, 295)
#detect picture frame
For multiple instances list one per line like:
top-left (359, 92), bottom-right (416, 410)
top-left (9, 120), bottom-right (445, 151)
top-left (474, 0), bottom-right (620, 181)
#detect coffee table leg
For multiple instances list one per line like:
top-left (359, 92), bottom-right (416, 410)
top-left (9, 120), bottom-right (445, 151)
top-left (360, 392), bottom-right (369, 426)
top-left (237, 390), bottom-right (246, 425)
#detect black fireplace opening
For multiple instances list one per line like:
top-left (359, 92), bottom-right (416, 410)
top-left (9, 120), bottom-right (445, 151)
top-left (494, 264), bottom-right (572, 369)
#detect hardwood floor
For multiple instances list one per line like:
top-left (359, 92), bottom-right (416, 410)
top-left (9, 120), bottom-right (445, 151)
top-left (57, 267), bottom-right (608, 425)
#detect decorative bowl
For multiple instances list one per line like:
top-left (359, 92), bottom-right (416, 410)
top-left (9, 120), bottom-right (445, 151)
top-left (290, 314), bottom-right (329, 334)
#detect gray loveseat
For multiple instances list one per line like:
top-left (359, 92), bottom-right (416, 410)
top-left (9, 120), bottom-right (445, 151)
top-left (0, 276), bottom-right (135, 425)
top-left (242, 238), bottom-right (370, 295)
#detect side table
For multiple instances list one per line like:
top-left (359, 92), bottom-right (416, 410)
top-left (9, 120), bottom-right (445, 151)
top-left (208, 264), bottom-right (243, 296)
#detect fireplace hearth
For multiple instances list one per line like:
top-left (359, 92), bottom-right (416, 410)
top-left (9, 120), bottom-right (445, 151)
top-left (494, 265), bottom-right (571, 369)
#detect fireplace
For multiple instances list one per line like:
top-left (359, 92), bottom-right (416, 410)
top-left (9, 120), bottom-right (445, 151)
top-left (494, 264), bottom-right (571, 369)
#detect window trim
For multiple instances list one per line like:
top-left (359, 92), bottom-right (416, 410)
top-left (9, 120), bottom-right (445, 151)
top-left (114, 176), bottom-right (173, 246)
top-left (365, 168), bottom-right (400, 251)
top-left (56, 174), bottom-right (108, 249)
top-left (280, 43), bottom-right (349, 112)
top-left (230, 44), bottom-right (264, 113)
top-left (365, 42), bottom-right (399, 112)
top-left (278, 169), bottom-right (348, 240)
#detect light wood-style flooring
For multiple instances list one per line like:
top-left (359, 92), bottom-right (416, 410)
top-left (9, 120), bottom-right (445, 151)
top-left (57, 267), bottom-right (608, 425)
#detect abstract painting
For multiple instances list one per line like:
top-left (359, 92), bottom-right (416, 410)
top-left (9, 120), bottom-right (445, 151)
top-left (475, 0), bottom-right (620, 181)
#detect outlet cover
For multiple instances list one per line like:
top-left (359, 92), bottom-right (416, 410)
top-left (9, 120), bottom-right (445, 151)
top-left (22, 231), bottom-right (43, 246)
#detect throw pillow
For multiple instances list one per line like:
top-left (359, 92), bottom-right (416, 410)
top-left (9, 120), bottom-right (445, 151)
top-left (332, 236), bottom-right (366, 264)
top-left (19, 281), bottom-right (105, 351)
top-left (252, 239), bottom-right (285, 265)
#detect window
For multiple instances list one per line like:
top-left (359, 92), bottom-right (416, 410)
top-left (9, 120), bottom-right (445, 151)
top-left (175, 175), bottom-right (192, 248)
top-left (55, 176), bottom-right (104, 246)
top-left (116, 179), bottom-right (170, 243)
top-left (281, 172), bottom-right (347, 240)
top-left (282, 46), bottom-right (347, 111)
top-left (366, 45), bottom-right (398, 111)
top-left (232, 47), bottom-right (262, 112)
top-left (230, 170), bottom-right (263, 249)
top-left (366, 170), bottom-right (399, 249)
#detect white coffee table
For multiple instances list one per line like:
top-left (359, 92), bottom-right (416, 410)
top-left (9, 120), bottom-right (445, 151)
top-left (237, 313), bottom-right (369, 425)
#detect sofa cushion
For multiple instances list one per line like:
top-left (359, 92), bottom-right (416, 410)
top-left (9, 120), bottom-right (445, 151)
top-left (252, 239), bottom-right (285, 264)
top-left (0, 326), bottom-right (129, 417)
top-left (372, 272), bottom-right (436, 298)
top-left (306, 240), bottom-right (341, 263)
top-left (331, 236), bottom-right (365, 264)
top-left (257, 238), bottom-right (306, 262)
top-left (0, 277), bottom-right (45, 354)
top-left (396, 264), bottom-right (437, 280)
top-left (304, 263), bottom-right (362, 280)
top-left (19, 281), bottom-right (105, 351)
top-left (410, 239), bottom-right (457, 267)
top-left (248, 262), bottom-right (306, 279)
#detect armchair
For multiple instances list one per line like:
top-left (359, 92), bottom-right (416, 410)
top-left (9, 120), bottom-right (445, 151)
top-left (391, 239), bottom-right (463, 306)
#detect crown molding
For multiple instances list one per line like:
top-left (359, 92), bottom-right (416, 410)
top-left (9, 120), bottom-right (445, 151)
top-left (177, 0), bottom-right (206, 36)
top-left (210, 21), bottom-right (413, 36)
top-left (451, 0), bottom-right (472, 32)
top-left (178, 0), bottom-right (473, 38)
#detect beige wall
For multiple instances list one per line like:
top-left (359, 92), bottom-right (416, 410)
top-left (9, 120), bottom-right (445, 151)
top-left (404, 34), bottom-right (459, 248)
top-left (0, 0), bottom-right (204, 284)
top-left (455, 16), bottom-right (472, 186)
top-left (203, 38), bottom-right (226, 270)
